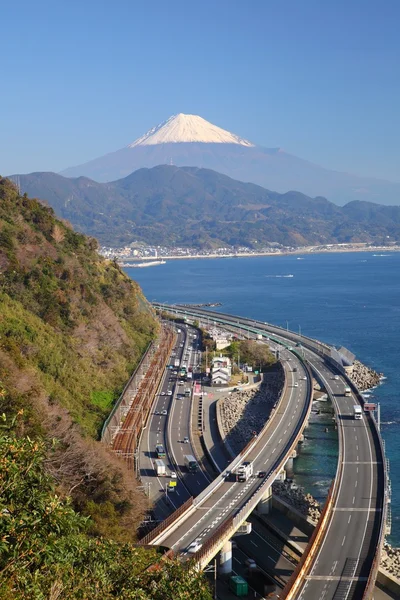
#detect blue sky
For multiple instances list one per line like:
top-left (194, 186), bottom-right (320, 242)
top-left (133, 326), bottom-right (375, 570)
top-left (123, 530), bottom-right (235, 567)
top-left (1, 0), bottom-right (399, 180)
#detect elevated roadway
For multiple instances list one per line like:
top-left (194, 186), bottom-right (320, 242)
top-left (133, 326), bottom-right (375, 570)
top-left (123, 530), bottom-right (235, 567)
top-left (154, 304), bottom-right (387, 600)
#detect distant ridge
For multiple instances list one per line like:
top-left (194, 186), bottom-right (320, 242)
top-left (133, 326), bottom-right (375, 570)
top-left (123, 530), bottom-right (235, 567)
top-left (60, 113), bottom-right (400, 206)
top-left (11, 165), bottom-right (400, 248)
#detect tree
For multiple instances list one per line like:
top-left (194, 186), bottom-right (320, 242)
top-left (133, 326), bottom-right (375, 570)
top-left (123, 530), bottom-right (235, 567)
top-left (0, 414), bottom-right (213, 600)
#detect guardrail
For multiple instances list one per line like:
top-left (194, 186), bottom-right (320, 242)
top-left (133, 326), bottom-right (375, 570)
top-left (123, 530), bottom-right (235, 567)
top-left (138, 497), bottom-right (194, 545)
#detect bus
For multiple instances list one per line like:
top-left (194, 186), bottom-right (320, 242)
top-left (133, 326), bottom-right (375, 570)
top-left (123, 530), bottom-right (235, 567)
top-left (184, 454), bottom-right (198, 473)
top-left (156, 444), bottom-right (166, 458)
top-left (179, 366), bottom-right (187, 380)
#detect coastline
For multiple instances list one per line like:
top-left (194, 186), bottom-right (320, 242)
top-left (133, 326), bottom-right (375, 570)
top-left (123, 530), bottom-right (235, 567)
top-left (118, 245), bottom-right (400, 264)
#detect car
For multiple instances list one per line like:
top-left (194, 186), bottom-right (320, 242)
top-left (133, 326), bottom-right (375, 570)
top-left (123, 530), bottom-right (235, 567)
top-left (294, 382), bottom-right (299, 387)
top-left (170, 472), bottom-right (177, 479)
top-left (245, 558), bottom-right (257, 569)
top-left (334, 375), bottom-right (340, 380)
top-left (161, 409), bottom-right (167, 416)
top-left (187, 539), bottom-right (202, 554)
top-left (167, 390), bottom-right (172, 396)
top-left (183, 436), bottom-right (189, 443)
top-left (301, 376), bottom-right (307, 381)
top-left (161, 391), bottom-right (166, 396)
top-left (258, 471), bottom-right (267, 478)
top-left (155, 410), bottom-right (160, 415)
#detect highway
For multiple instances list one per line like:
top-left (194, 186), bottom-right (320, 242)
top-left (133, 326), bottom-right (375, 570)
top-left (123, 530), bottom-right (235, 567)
top-left (296, 350), bottom-right (383, 600)
top-left (154, 304), bottom-right (385, 600)
top-left (139, 324), bottom-right (209, 516)
top-left (148, 353), bottom-right (311, 560)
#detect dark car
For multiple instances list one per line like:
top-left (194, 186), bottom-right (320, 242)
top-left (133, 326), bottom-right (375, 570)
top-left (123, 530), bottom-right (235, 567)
top-left (258, 471), bottom-right (267, 478)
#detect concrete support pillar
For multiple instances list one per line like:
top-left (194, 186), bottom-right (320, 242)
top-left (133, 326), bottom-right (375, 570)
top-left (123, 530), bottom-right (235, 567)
top-left (285, 456), bottom-right (294, 478)
top-left (285, 450), bottom-right (297, 478)
top-left (256, 485), bottom-right (273, 515)
top-left (219, 540), bottom-right (232, 576)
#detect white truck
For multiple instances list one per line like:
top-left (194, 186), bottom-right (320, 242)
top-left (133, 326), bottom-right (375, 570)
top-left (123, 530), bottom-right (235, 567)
top-left (174, 359), bottom-right (180, 367)
top-left (353, 405), bottom-right (362, 420)
top-left (187, 372), bottom-right (193, 380)
top-left (155, 459), bottom-right (166, 476)
top-left (236, 461), bottom-right (253, 482)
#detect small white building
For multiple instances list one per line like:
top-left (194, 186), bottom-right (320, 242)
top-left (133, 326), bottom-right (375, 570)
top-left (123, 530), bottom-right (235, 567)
top-left (211, 355), bottom-right (232, 386)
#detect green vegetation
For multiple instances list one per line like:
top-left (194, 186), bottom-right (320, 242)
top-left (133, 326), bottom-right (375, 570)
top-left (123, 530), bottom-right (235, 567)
top-left (0, 177), bottom-right (160, 542)
top-left (0, 414), bottom-right (212, 600)
top-left (224, 340), bottom-right (276, 372)
top-left (0, 177), bottom-right (157, 436)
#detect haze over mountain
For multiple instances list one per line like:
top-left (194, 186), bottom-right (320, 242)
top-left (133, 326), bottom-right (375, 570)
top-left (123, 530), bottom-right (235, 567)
top-left (10, 166), bottom-right (400, 248)
top-left (60, 114), bottom-right (400, 206)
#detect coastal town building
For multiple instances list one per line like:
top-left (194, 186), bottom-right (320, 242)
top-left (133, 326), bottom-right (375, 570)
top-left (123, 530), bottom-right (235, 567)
top-left (211, 355), bottom-right (232, 386)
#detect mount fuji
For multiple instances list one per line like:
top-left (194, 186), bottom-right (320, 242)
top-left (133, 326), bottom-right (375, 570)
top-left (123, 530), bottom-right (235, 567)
top-left (61, 113), bottom-right (400, 206)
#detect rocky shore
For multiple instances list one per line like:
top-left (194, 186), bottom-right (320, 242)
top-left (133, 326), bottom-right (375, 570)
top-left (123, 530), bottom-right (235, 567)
top-left (381, 543), bottom-right (400, 580)
top-left (220, 365), bottom-right (284, 454)
top-left (348, 359), bottom-right (383, 391)
top-left (272, 480), bottom-right (321, 523)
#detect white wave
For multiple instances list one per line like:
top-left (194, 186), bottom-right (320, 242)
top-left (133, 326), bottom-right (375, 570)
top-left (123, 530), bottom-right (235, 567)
top-left (373, 254), bottom-right (391, 257)
top-left (265, 274), bottom-right (294, 278)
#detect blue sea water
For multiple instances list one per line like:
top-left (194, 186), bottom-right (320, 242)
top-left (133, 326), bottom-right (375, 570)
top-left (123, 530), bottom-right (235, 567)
top-left (125, 251), bottom-right (400, 545)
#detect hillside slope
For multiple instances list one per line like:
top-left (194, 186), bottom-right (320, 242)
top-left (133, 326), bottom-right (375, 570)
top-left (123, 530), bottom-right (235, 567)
top-left (0, 177), bottom-right (158, 540)
top-left (11, 166), bottom-right (400, 248)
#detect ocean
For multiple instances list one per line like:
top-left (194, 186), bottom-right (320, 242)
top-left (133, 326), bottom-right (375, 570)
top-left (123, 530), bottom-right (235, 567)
top-left (124, 251), bottom-right (400, 546)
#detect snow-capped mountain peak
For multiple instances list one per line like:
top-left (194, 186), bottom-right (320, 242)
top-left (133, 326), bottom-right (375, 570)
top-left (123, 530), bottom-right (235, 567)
top-left (128, 113), bottom-right (255, 147)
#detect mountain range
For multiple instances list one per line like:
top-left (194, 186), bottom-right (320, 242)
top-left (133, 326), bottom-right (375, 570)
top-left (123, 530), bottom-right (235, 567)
top-left (60, 113), bottom-right (400, 206)
top-left (10, 165), bottom-right (400, 248)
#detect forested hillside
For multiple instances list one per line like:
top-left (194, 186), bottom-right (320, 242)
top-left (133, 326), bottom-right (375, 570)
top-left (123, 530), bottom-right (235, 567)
top-left (12, 165), bottom-right (400, 247)
top-left (0, 179), bottom-right (212, 597)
